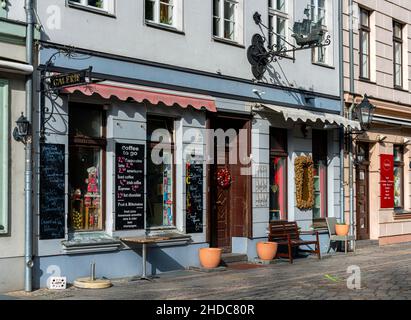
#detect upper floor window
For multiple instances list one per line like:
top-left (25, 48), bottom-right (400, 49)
top-left (69, 0), bottom-right (114, 13)
top-left (393, 21), bottom-right (404, 88)
top-left (268, 0), bottom-right (288, 50)
top-left (359, 8), bottom-right (370, 79)
top-left (310, 0), bottom-right (325, 25)
top-left (213, 0), bottom-right (243, 43)
top-left (310, 0), bottom-right (328, 64)
top-left (145, 0), bottom-right (182, 28)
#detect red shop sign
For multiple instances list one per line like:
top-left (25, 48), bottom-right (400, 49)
top-left (380, 154), bottom-right (394, 208)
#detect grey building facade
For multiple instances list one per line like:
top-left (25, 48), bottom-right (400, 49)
top-left (7, 0), bottom-right (352, 289)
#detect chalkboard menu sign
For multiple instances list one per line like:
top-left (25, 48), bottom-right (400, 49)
top-left (186, 162), bottom-right (204, 233)
top-left (40, 144), bottom-right (66, 240)
top-left (115, 143), bottom-right (145, 230)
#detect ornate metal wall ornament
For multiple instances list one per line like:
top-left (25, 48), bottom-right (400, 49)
top-left (247, 9), bottom-right (332, 80)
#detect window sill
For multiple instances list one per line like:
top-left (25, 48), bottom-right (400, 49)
top-left (62, 231), bottom-right (122, 255)
top-left (212, 36), bottom-right (245, 49)
top-left (394, 86), bottom-right (409, 93)
top-left (394, 210), bottom-right (411, 220)
top-left (311, 61), bottom-right (335, 69)
top-left (144, 21), bottom-right (185, 35)
top-left (67, 2), bottom-right (116, 18)
top-left (359, 77), bottom-right (376, 85)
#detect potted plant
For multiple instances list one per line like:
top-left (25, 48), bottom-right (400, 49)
top-left (256, 241), bottom-right (278, 261)
top-left (335, 223), bottom-right (350, 236)
top-left (198, 247), bottom-right (222, 269)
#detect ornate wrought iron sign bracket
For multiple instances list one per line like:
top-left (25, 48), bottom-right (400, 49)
top-left (38, 46), bottom-right (102, 142)
top-left (247, 9), bottom-right (332, 80)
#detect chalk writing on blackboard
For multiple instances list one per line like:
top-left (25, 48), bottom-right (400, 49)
top-left (40, 144), bottom-right (66, 240)
top-left (186, 162), bottom-right (203, 233)
top-left (115, 143), bottom-right (145, 230)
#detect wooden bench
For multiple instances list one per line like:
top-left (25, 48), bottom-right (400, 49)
top-left (268, 221), bottom-right (321, 264)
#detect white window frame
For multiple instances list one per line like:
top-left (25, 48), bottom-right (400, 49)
top-left (145, 0), bottom-right (183, 30)
top-left (68, 0), bottom-right (115, 14)
top-left (268, 0), bottom-right (289, 50)
top-left (393, 20), bottom-right (407, 89)
top-left (0, 79), bottom-right (8, 235)
top-left (311, 0), bottom-right (334, 66)
top-left (213, 0), bottom-right (244, 44)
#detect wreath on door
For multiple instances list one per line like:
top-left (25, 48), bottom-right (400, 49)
top-left (295, 156), bottom-right (315, 210)
top-left (217, 168), bottom-right (232, 189)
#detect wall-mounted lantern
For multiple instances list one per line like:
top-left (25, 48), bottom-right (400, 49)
top-left (354, 94), bottom-right (376, 131)
top-left (13, 113), bottom-right (31, 144)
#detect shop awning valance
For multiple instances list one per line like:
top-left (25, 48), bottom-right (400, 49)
top-left (258, 104), bottom-right (361, 130)
top-left (61, 82), bottom-right (217, 112)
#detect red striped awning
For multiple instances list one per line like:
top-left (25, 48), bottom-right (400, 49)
top-left (62, 83), bottom-right (217, 112)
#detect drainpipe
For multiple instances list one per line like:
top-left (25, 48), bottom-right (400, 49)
top-left (24, 0), bottom-right (34, 292)
top-left (339, 0), bottom-right (345, 224)
top-left (348, 0), bottom-right (356, 242)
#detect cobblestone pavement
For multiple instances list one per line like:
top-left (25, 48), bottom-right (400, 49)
top-left (7, 242), bottom-right (411, 300)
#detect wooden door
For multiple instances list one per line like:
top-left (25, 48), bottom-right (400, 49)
top-left (209, 116), bottom-right (252, 253)
top-left (356, 163), bottom-right (370, 240)
top-left (213, 148), bottom-right (231, 252)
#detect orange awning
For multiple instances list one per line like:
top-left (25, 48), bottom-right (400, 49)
top-left (62, 82), bottom-right (217, 112)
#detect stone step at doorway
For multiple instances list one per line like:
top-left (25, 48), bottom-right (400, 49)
top-left (355, 240), bottom-right (379, 249)
top-left (221, 253), bottom-right (248, 266)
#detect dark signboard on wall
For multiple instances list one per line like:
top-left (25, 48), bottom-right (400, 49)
top-left (186, 162), bottom-right (204, 233)
top-left (380, 154), bottom-right (394, 209)
top-left (49, 67), bottom-right (92, 90)
top-left (115, 143), bottom-right (145, 230)
top-left (40, 144), bottom-right (66, 240)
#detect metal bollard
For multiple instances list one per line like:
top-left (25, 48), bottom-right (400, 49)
top-left (90, 262), bottom-right (96, 281)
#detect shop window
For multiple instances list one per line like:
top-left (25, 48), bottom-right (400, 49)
top-left (69, 104), bottom-right (106, 232)
top-left (145, 0), bottom-right (182, 29)
top-left (147, 116), bottom-right (175, 228)
top-left (269, 128), bottom-right (287, 221)
top-left (268, 0), bottom-right (288, 50)
top-left (312, 130), bottom-right (327, 218)
top-left (69, 0), bottom-right (115, 13)
top-left (0, 80), bottom-right (8, 234)
top-left (394, 145), bottom-right (404, 209)
top-left (213, 0), bottom-right (243, 43)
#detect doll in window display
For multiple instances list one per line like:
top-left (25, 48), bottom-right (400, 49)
top-left (71, 188), bottom-right (84, 230)
top-left (84, 166), bottom-right (101, 229)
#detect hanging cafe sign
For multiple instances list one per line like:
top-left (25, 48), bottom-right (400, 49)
top-left (247, 8), bottom-right (332, 80)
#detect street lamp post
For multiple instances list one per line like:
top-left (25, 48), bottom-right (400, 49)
top-left (348, 94), bottom-right (376, 248)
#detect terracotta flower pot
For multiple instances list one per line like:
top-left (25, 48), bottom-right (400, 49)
top-left (335, 224), bottom-right (349, 236)
top-left (256, 242), bottom-right (278, 261)
top-left (199, 248), bottom-right (222, 269)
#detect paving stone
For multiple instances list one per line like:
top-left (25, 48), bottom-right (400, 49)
top-left (6, 242), bottom-right (411, 300)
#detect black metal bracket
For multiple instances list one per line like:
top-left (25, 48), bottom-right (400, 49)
top-left (247, 10), bottom-right (332, 80)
